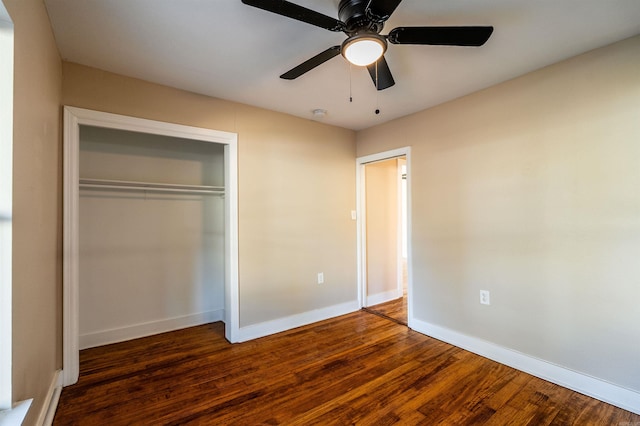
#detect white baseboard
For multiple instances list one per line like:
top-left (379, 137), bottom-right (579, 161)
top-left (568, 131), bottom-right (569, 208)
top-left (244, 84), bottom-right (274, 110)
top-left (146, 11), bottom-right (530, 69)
top-left (366, 289), bottom-right (401, 307)
top-left (411, 318), bottom-right (640, 415)
top-left (79, 309), bottom-right (224, 350)
top-left (236, 300), bottom-right (360, 342)
top-left (35, 369), bottom-right (62, 426)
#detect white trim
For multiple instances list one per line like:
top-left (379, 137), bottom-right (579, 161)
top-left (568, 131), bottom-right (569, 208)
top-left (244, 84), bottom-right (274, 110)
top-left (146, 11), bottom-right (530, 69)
top-left (405, 154), bottom-right (413, 327)
top-left (0, 0), bottom-right (11, 23)
top-left (366, 289), bottom-right (401, 307)
top-left (62, 108), bottom-right (80, 387)
top-left (62, 107), bottom-right (236, 144)
top-left (224, 142), bottom-right (240, 343)
top-left (355, 161), bottom-right (366, 308)
top-left (356, 147), bottom-right (412, 325)
top-left (396, 158), bottom-right (404, 297)
top-left (411, 318), bottom-right (640, 415)
top-left (79, 310), bottom-right (224, 350)
top-left (0, 399), bottom-right (31, 426)
top-left (357, 147), bottom-right (411, 166)
top-left (63, 107), bottom-right (239, 386)
top-left (35, 370), bottom-right (62, 426)
top-left (236, 300), bottom-right (360, 343)
top-left (0, 4), bottom-right (13, 410)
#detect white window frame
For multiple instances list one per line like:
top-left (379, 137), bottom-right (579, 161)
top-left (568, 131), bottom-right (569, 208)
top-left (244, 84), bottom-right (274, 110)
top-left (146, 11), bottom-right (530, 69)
top-left (0, 0), bottom-right (14, 411)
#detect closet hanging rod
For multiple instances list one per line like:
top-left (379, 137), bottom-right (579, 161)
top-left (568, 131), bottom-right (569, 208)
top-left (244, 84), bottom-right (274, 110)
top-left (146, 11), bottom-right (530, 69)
top-left (78, 178), bottom-right (224, 195)
top-left (79, 184), bottom-right (223, 195)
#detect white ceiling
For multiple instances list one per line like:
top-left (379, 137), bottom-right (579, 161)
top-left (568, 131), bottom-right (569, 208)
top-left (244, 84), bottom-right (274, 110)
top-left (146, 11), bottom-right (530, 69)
top-left (44, 0), bottom-right (640, 130)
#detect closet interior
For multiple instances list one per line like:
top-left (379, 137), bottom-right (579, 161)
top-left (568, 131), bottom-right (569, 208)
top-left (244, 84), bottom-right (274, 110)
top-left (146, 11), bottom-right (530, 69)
top-left (77, 125), bottom-right (226, 349)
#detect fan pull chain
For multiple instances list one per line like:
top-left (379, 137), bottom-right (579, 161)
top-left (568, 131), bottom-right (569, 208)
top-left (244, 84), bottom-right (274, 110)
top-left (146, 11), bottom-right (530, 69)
top-left (349, 64), bottom-right (353, 103)
top-left (375, 61), bottom-right (380, 115)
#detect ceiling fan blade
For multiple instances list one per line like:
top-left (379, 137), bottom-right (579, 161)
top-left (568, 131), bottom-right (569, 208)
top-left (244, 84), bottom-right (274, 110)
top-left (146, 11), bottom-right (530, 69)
top-left (388, 26), bottom-right (494, 46)
top-left (366, 56), bottom-right (395, 90)
top-left (365, 0), bottom-right (403, 22)
top-left (280, 46), bottom-right (342, 80)
top-left (241, 0), bottom-right (345, 32)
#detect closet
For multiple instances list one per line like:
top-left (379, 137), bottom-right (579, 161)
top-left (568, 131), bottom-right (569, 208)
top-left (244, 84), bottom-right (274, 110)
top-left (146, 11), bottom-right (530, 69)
top-left (77, 125), bottom-right (225, 349)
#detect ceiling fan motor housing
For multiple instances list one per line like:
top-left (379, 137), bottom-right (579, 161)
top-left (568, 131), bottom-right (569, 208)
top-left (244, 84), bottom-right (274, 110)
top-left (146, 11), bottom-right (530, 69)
top-left (338, 0), bottom-right (384, 34)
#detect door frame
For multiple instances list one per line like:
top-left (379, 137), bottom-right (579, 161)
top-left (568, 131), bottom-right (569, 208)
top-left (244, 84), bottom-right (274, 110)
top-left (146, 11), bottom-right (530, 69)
top-left (356, 147), bottom-right (412, 326)
top-left (62, 107), bottom-right (239, 386)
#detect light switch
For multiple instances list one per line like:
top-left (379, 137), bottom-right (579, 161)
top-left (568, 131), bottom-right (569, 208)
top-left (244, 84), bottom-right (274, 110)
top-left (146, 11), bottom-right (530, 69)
top-left (480, 290), bottom-right (490, 305)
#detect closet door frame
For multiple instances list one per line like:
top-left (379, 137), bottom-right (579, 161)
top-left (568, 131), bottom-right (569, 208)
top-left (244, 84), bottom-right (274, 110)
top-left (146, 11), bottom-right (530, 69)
top-left (62, 106), bottom-right (239, 386)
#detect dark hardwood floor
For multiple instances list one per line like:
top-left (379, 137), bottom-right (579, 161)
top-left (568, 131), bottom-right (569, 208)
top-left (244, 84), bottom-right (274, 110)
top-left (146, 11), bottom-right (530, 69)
top-left (54, 311), bottom-right (639, 425)
top-left (365, 259), bottom-right (409, 326)
top-left (364, 294), bottom-right (408, 326)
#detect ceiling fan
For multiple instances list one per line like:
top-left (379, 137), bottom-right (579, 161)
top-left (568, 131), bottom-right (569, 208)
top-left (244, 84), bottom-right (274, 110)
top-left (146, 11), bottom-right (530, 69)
top-left (241, 0), bottom-right (494, 90)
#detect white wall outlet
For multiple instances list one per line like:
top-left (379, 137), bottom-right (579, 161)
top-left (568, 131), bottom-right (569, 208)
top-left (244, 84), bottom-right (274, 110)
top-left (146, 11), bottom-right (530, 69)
top-left (480, 290), bottom-right (490, 305)
top-left (317, 272), bottom-right (324, 284)
top-left (351, 210), bottom-right (357, 220)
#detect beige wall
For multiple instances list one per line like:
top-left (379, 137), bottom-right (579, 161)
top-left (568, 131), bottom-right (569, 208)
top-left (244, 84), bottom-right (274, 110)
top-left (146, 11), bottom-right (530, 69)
top-left (5, 0), bottom-right (62, 423)
top-left (357, 35), bottom-right (640, 392)
top-left (365, 158), bottom-right (399, 300)
top-left (62, 62), bottom-right (358, 327)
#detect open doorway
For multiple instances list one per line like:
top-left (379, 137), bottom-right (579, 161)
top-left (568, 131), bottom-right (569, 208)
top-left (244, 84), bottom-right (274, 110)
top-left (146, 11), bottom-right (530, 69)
top-left (357, 147), bottom-right (411, 327)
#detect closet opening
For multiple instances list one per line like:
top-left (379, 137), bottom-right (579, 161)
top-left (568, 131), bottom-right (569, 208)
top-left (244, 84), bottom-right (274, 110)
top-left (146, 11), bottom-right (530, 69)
top-left (63, 107), bottom-right (238, 386)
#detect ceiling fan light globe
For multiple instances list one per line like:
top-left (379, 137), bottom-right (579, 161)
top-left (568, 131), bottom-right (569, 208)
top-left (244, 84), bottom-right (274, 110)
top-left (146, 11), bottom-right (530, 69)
top-left (342, 35), bottom-right (386, 66)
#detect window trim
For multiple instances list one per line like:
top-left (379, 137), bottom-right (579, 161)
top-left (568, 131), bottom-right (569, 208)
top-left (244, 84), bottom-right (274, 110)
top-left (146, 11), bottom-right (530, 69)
top-left (0, 0), bottom-right (14, 412)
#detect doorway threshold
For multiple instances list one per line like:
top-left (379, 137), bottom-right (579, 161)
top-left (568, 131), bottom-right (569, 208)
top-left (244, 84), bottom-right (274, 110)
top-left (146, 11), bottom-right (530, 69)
top-left (361, 307), bottom-right (407, 326)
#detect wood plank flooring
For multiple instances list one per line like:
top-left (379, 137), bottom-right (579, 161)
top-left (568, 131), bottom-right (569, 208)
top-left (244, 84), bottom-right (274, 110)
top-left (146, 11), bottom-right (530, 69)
top-left (54, 311), bottom-right (639, 425)
top-left (364, 295), bottom-right (408, 326)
